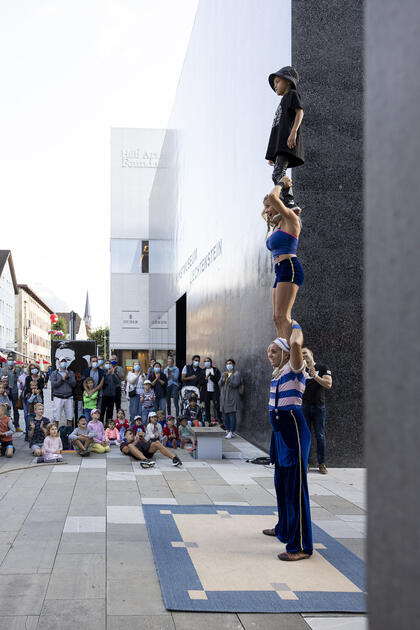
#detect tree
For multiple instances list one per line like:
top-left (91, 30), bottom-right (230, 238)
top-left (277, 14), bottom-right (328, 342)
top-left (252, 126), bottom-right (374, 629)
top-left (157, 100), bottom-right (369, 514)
top-left (52, 317), bottom-right (67, 336)
top-left (88, 326), bottom-right (109, 357)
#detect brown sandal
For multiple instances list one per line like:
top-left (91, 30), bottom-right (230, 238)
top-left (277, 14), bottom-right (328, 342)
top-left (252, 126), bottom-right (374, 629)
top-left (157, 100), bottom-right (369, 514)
top-left (262, 528), bottom-right (277, 537)
top-left (278, 551), bottom-right (311, 561)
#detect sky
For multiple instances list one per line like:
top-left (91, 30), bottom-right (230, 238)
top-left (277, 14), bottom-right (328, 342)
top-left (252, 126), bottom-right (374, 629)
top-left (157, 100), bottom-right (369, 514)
top-left (0, 0), bottom-right (198, 327)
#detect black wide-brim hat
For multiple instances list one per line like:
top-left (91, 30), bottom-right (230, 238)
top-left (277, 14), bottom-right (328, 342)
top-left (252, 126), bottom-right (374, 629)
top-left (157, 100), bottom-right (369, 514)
top-left (269, 66), bottom-right (299, 91)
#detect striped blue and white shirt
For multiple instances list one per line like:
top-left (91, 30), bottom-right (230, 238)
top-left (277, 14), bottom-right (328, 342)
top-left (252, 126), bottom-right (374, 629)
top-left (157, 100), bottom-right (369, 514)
top-left (269, 362), bottom-right (307, 411)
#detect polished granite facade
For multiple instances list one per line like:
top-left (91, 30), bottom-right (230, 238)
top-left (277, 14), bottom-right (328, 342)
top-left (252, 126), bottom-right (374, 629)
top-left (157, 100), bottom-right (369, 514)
top-left (149, 0), bottom-right (363, 466)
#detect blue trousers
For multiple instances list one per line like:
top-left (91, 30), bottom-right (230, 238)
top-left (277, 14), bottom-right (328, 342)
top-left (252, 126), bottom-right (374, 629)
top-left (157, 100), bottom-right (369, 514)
top-left (270, 407), bottom-right (313, 555)
top-left (223, 412), bottom-right (237, 432)
top-left (302, 403), bottom-right (326, 464)
top-left (166, 385), bottom-right (179, 416)
top-left (129, 394), bottom-right (142, 423)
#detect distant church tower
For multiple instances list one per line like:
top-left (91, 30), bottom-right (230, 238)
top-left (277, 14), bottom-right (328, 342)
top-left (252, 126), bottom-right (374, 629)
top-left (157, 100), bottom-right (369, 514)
top-left (84, 291), bottom-right (92, 331)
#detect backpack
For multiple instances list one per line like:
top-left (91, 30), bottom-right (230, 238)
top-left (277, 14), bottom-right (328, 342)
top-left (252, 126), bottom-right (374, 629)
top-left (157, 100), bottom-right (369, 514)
top-left (59, 425), bottom-right (73, 450)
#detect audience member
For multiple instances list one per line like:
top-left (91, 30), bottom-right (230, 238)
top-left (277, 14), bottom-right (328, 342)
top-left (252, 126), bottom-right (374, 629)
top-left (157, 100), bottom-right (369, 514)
top-left (185, 396), bottom-right (203, 426)
top-left (42, 423), bottom-right (63, 463)
top-left (219, 358), bottom-right (241, 439)
top-left (164, 356), bottom-right (180, 417)
top-left (105, 420), bottom-right (121, 445)
top-left (0, 403), bottom-right (15, 457)
top-left (163, 417), bottom-right (179, 449)
top-left (51, 358), bottom-right (76, 425)
top-left (83, 377), bottom-right (100, 422)
top-left (28, 402), bottom-right (49, 458)
top-left (115, 409), bottom-right (129, 440)
top-left (181, 355), bottom-right (203, 388)
top-left (178, 416), bottom-right (194, 449)
top-left (146, 411), bottom-right (164, 442)
top-left (151, 362), bottom-right (167, 412)
top-left (140, 380), bottom-right (155, 424)
top-left (69, 416), bottom-right (95, 457)
top-left (0, 354), bottom-right (22, 431)
top-left (88, 409), bottom-right (110, 453)
top-left (199, 357), bottom-right (221, 423)
top-left (100, 361), bottom-right (120, 423)
top-left (302, 347), bottom-right (333, 475)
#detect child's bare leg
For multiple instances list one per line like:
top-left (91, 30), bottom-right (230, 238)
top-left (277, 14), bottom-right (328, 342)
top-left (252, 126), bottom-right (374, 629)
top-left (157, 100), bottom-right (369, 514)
top-left (148, 442), bottom-right (174, 459)
top-left (126, 443), bottom-right (147, 461)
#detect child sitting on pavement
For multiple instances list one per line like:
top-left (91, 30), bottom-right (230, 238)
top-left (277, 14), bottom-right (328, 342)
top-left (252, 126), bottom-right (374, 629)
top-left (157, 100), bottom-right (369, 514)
top-left (115, 409), bottom-right (129, 441)
top-left (42, 423), bottom-right (63, 463)
top-left (87, 408), bottom-right (110, 453)
top-left (120, 428), bottom-right (182, 468)
top-left (178, 416), bottom-right (194, 449)
top-left (145, 411), bottom-right (164, 443)
top-left (105, 419), bottom-right (121, 446)
top-left (28, 402), bottom-right (50, 458)
top-left (0, 384), bottom-right (12, 416)
top-left (69, 415), bottom-right (96, 457)
top-left (0, 403), bottom-right (15, 457)
top-left (163, 416), bottom-right (179, 449)
top-left (130, 415), bottom-right (146, 437)
top-left (156, 409), bottom-right (166, 429)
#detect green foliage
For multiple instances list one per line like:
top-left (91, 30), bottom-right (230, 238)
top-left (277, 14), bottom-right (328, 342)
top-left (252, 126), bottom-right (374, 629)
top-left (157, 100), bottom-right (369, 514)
top-left (52, 317), bottom-right (67, 335)
top-left (88, 326), bottom-right (109, 356)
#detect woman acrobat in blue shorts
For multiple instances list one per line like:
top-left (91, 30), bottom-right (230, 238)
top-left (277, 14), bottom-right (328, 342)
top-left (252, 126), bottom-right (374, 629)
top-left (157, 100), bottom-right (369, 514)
top-left (262, 175), bottom-right (304, 340)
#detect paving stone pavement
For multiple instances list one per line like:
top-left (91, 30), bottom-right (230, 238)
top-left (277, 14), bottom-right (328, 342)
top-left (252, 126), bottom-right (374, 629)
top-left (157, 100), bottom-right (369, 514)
top-left (0, 384), bottom-right (367, 629)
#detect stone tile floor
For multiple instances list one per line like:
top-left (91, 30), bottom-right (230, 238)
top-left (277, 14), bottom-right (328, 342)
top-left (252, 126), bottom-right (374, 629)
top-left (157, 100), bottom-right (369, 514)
top-left (0, 387), bottom-right (367, 629)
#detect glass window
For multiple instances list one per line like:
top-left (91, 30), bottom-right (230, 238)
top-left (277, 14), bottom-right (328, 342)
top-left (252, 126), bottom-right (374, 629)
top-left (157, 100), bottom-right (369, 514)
top-left (111, 239), bottom-right (148, 274)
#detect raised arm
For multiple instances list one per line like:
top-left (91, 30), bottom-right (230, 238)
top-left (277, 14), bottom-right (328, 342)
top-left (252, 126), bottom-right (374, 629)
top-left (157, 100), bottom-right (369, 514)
top-left (267, 187), bottom-right (301, 224)
top-left (289, 321), bottom-right (304, 372)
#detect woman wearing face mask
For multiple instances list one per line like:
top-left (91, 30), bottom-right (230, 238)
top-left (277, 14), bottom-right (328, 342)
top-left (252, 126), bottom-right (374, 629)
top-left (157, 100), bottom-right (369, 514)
top-left (126, 362), bottom-right (145, 422)
top-left (18, 363), bottom-right (30, 440)
top-left (150, 362), bottom-right (168, 413)
top-left (199, 357), bottom-right (222, 425)
top-left (218, 359), bottom-right (242, 439)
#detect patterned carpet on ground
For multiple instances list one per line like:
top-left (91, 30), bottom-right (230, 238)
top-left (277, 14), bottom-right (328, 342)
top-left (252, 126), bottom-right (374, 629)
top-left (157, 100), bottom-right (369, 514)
top-left (144, 504), bottom-right (366, 613)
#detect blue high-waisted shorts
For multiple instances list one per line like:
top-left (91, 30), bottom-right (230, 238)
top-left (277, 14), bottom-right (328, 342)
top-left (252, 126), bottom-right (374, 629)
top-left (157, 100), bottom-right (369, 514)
top-left (273, 256), bottom-right (304, 288)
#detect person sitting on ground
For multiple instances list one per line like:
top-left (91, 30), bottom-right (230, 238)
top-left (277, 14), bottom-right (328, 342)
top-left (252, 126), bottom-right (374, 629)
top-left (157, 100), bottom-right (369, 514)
top-left (115, 408), bottom-right (129, 441)
top-left (130, 415), bottom-right (146, 438)
top-left (87, 408), bottom-right (110, 453)
top-left (0, 384), bottom-right (11, 416)
top-left (0, 403), bottom-right (15, 457)
top-left (146, 411), bottom-right (164, 443)
top-left (120, 428), bottom-right (182, 468)
top-left (69, 415), bottom-right (96, 457)
top-left (156, 409), bottom-right (166, 429)
top-left (178, 416), bottom-right (194, 449)
top-left (105, 420), bottom-right (121, 446)
top-left (184, 396), bottom-right (203, 426)
top-left (163, 416), bottom-right (179, 449)
top-left (28, 402), bottom-right (50, 458)
top-left (83, 377), bottom-right (100, 422)
top-left (42, 423), bottom-right (63, 463)
top-left (140, 380), bottom-right (155, 425)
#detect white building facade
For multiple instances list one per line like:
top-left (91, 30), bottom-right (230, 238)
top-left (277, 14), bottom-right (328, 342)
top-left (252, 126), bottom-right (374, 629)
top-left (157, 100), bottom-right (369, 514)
top-left (15, 285), bottom-right (53, 364)
top-left (110, 128), bottom-right (175, 371)
top-left (0, 251), bottom-right (18, 353)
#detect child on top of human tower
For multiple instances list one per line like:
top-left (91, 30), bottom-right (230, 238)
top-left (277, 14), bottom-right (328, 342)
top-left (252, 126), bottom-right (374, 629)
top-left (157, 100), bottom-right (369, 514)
top-left (265, 65), bottom-right (304, 214)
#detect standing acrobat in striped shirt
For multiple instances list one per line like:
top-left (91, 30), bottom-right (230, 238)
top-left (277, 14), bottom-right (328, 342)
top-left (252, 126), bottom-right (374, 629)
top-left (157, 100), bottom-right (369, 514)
top-left (263, 321), bottom-right (313, 561)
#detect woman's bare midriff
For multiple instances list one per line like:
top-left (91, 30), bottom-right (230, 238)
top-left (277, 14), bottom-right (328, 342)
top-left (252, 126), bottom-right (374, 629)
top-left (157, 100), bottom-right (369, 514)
top-left (274, 254), bottom-right (297, 264)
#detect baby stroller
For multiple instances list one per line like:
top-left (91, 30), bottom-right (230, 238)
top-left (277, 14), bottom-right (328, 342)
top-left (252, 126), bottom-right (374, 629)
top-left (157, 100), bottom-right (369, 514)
top-left (180, 385), bottom-right (200, 416)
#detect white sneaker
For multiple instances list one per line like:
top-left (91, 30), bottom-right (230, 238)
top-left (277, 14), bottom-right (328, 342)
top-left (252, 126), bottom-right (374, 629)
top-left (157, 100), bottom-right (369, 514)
top-left (226, 432), bottom-right (232, 439)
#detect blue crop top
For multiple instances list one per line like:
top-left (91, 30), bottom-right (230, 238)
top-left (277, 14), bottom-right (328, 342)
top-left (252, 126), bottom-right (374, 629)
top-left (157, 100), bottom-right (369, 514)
top-left (266, 229), bottom-right (298, 259)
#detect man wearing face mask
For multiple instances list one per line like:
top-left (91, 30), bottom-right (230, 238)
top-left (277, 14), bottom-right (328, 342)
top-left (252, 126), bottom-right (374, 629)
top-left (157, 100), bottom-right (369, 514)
top-left (218, 359), bottom-right (242, 439)
top-left (50, 358), bottom-right (77, 426)
top-left (0, 354), bottom-right (22, 431)
top-left (100, 360), bottom-right (120, 423)
top-left (181, 355), bottom-right (203, 388)
top-left (150, 362), bottom-right (168, 412)
top-left (110, 354), bottom-right (124, 414)
top-left (199, 357), bottom-right (221, 425)
top-left (82, 356), bottom-right (105, 396)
